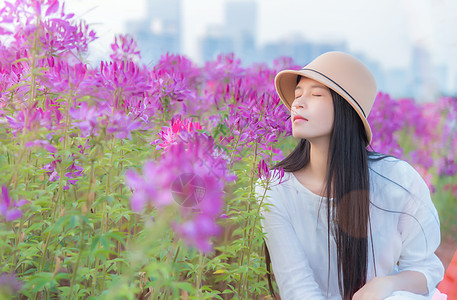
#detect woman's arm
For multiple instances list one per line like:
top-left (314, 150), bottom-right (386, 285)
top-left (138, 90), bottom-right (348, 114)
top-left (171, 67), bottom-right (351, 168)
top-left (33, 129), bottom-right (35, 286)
top-left (355, 161), bottom-right (445, 300)
top-left (352, 270), bottom-right (428, 300)
top-left (388, 270), bottom-right (428, 295)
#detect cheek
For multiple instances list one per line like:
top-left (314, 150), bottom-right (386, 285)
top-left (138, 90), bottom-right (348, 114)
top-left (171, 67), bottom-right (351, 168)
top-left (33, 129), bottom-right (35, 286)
top-left (323, 102), bottom-right (334, 129)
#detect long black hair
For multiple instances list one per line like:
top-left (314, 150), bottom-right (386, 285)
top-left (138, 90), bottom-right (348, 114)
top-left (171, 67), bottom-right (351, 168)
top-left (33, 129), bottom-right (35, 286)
top-left (264, 75), bottom-right (392, 299)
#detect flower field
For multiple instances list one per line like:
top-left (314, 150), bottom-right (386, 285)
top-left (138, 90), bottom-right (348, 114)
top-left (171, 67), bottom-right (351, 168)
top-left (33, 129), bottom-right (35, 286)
top-left (0, 0), bottom-right (456, 299)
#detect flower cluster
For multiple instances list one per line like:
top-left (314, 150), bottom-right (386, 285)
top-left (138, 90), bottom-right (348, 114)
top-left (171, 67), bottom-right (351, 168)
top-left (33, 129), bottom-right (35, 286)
top-left (151, 114), bottom-right (203, 152)
top-left (368, 92), bottom-right (404, 157)
top-left (127, 122), bottom-right (236, 253)
top-left (110, 34), bottom-right (141, 63)
top-left (69, 101), bottom-right (142, 139)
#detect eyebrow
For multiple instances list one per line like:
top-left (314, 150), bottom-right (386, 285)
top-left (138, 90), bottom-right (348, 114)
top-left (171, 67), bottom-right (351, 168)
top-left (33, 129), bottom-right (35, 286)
top-left (295, 84), bottom-right (328, 91)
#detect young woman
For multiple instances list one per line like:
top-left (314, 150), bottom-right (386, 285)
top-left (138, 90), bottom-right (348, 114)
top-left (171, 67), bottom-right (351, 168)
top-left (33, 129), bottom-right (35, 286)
top-left (255, 51), bottom-right (444, 300)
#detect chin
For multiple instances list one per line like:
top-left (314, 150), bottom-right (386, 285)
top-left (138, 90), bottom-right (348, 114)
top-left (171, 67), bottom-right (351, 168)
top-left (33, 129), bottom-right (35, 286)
top-left (292, 133), bottom-right (307, 139)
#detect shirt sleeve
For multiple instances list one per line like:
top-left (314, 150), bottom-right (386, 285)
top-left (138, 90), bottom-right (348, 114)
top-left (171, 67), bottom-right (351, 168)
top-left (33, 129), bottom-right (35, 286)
top-left (255, 179), bottom-right (333, 300)
top-left (396, 163), bottom-right (445, 297)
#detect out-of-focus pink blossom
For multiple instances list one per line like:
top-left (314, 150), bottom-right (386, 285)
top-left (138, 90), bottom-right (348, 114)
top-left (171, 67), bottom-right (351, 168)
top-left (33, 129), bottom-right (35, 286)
top-left (70, 102), bottom-right (142, 139)
top-left (412, 164), bottom-right (435, 193)
top-left (126, 129), bottom-right (236, 254)
top-left (368, 92), bottom-right (403, 157)
top-left (171, 214), bottom-right (223, 254)
top-left (0, 272), bottom-right (23, 295)
top-left (44, 60), bottom-right (87, 92)
top-left (6, 102), bottom-right (53, 136)
top-left (25, 139), bottom-right (57, 153)
top-left (69, 102), bottom-right (101, 137)
top-left (0, 0), bottom-right (96, 59)
top-left (110, 34), bottom-right (141, 63)
top-left (443, 184), bottom-right (457, 199)
top-left (0, 185), bottom-right (27, 222)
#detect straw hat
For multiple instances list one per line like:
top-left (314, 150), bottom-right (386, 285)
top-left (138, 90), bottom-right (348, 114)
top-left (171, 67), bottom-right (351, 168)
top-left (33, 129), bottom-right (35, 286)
top-left (274, 51), bottom-right (377, 145)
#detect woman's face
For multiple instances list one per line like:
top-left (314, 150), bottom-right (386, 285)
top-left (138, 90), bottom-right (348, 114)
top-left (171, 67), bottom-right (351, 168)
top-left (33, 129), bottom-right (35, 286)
top-left (291, 77), bottom-right (334, 143)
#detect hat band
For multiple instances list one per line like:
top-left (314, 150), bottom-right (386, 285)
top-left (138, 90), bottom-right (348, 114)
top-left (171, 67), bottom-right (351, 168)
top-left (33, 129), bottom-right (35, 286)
top-left (300, 68), bottom-right (367, 118)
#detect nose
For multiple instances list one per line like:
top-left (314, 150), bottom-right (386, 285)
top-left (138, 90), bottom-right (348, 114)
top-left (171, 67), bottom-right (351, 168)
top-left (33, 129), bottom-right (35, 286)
top-left (291, 99), bottom-right (305, 110)
top-left (292, 102), bottom-right (304, 108)
top-left (290, 106), bottom-right (302, 117)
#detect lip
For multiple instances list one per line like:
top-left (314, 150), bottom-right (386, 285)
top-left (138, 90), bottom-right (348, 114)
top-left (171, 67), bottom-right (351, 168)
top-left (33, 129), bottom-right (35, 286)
top-left (293, 115), bottom-right (308, 122)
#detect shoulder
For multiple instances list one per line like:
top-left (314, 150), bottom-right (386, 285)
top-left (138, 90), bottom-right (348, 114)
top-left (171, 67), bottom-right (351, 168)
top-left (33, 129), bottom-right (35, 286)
top-left (368, 154), bottom-right (430, 201)
top-left (368, 157), bottom-right (431, 204)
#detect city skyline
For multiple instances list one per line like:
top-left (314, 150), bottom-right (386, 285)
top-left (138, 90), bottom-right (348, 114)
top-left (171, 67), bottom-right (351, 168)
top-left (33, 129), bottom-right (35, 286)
top-left (60, 0), bottom-right (457, 71)
top-left (1, 0), bottom-right (456, 99)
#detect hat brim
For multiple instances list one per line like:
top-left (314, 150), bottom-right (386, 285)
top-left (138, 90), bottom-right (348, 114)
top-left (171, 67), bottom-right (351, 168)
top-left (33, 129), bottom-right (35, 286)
top-left (274, 69), bottom-right (373, 145)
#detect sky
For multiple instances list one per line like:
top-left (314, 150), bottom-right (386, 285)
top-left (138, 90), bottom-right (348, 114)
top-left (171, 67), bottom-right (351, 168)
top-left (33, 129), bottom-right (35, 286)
top-left (2, 0), bottom-right (457, 74)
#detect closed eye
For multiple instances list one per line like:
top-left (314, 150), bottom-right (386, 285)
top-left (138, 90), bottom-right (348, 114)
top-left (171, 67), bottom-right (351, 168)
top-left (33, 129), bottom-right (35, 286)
top-left (312, 94), bottom-right (322, 97)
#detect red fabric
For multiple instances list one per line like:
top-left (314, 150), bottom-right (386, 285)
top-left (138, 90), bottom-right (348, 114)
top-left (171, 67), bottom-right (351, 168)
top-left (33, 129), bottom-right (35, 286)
top-left (438, 249), bottom-right (457, 300)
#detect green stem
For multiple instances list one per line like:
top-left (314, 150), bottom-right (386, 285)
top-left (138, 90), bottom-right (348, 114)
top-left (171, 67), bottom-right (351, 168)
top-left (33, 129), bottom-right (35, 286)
top-left (228, 127), bottom-right (243, 169)
top-left (69, 219), bottom-right (87, 297)
top-left (38, 191), bottom-right (61, 273)
top-left (238, 141), bottom-right (259, 296)
top-left (242, 177), bottom-right (271, 298)
top-left (196, 252), bottom-right (205, 297)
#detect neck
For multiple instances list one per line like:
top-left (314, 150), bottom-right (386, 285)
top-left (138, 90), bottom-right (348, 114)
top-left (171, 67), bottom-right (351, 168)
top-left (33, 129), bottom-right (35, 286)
top-left (307, 139), bottom-right (330, 185)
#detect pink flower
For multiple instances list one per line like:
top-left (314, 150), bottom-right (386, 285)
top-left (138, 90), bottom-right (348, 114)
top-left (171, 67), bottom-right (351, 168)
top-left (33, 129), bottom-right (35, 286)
top-left (0, 185), bottom-right (27, 222)
top-left (25, 139), bottom-right (57, 153)
top-left (413, 164), bottom-right (435, 193)
top-left (258, 160), bottom-right (285, 185)
top-left (63, 162), bottom-right (84, 190)
top-left (152, 114), bottom-right (202, 151)
top-left (110, 34), bottom-right (141, 63)
top-left (171, 214), bottom-right (223, 254)
top-left (70, 102), bottom-right (142, 139)
top-left (368, 92), bottom-right (404, 157)
top-left (126, 129), bottom-right (236, 254)
top-left (0, 272), bottom-right (22, 295)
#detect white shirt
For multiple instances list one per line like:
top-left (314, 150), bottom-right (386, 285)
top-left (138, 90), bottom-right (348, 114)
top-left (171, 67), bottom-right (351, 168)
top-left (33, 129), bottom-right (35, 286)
top-left (255, 156), bottom-right (445, 300)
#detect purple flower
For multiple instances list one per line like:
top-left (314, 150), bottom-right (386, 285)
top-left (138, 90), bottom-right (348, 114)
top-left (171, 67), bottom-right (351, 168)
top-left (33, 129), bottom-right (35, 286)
top-left (105, 112), bottom-right (142, 140)
top-left (69, 102), bottom-right (102, 137)
top-left (368, 92), bottom-right (404, 157)
top-left (152, 114), bottom-right (203, 151)
top-left (126, 130), bottom-right (236, 253)
top-left (0, 185), bottom-right (27, 222)
top-left (0, 272), bottom-right (22, 295)
top-left (63, 162), bottom-right (84, 190)
top-left (87, 60), bottom-right (149, 106)
top-left (110, 34), bottom-right (141, 63)
top-left (70, 102), bottom-right (142, 139)
top-left (171, 214), bottom-right (223, 254)
top-left (44, 60), bottom-right (88, 92)
top-left (6, 102), bottom-right (54, 136)
top-left (42, 158), bottom-right (61, 182)
top-left (437, 156), bottom-right (457, 177)
top-left (25, 139), bottom-right (57, 153)
top-left (258, 160), bottom-right (285, 184)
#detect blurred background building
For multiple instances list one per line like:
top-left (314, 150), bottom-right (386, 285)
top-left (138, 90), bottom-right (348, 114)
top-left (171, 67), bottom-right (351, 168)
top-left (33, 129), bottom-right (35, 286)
top-left (127, 0), bottom-right (182, 65)
top-left (61, 0), bottom-right (456, 102)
